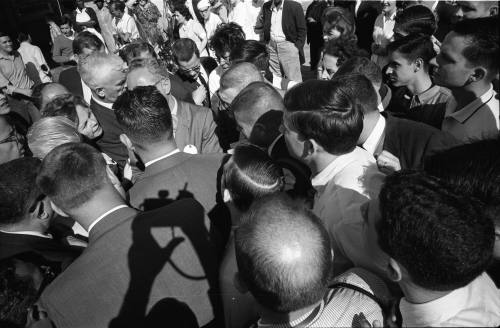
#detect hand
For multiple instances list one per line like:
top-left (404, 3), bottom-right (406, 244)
top-left (352, 313), bottom-right (382, 328)
top-left (5, 84), bottom-right (16, 95)
top-left (25, 306), bottom-right (53, 328)
top-left (192, 84), bottom-right (207, 105)
top-left (307, 17), bottom-right (316, 23)
top-left (377, 150), bottom-right (401, 175)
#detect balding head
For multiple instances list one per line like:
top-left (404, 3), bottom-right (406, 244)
top-left (235, 194), bottom-right (332, 313)
top-left (79, 52), bottom-right (127, 103)
top-left (126, 58), bottom-right (171, 97)
top-left (218, 62), bottom-right (263, 105)
top-left (39, 83), bottom-right (69, 110)
top-left (232, 81), bottom-right (284, 145)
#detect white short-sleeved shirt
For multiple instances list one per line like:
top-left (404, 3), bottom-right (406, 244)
top-left (113, 12), bottom-right (140, 40)
top-left (179, 19), bottom-right (208, 56)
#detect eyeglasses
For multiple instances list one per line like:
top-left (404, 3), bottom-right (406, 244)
top-left (178, 63), bottom-right (200, 74)
top-left (216, 90), bottom-right (230, 111)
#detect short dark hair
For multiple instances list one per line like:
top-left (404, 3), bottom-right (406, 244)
top-left (334, 56), bottom-right (383, 86)
top-left (451, 16), bottom-right (499, 74)
top-left (173, 4), bottom-right (192, 20)
top-left (424, 138), bottom-right (500, 225)
top-left (209, 23), bottom-right (246, 56)
top-left (331, 74), bottom-right (378, 114)
top-left (73, 31), bottom-right (104, 55)
top-left (119, 41), bottom-right (157, 64)
top-left (283, 79), bottom-right (363, 155)
top-left (377, 171), bottom-right (494, 291)
top-left (387, 34), bottom-right (436, 69)
top-left (0, 32), bottom-right (9, 38)
top-left (42, 94), bottom-right (85, 125)
top-left (232, 81), bottom-right (284, 118)
top-left (16, 32), bottom-right (29, 43)
top-left (110, 0), bottom-right (125, 12)
top-left (36, 143), bottom-right (108, 212)
top-left (230, 40), bottom-right (269, 72)
top-left (323, 39), bottom-right (367, 69)
top-left (235, 194), bottom-right (332, 312)
top-left (58, 15), bottom-right (73, 27)
top-left (172, 38), bottom-right (199, 62)
top-left (321, 6), bottom-right (357, 43)
top-left (0, 158), bottom-right (42, 225)
top-left (395, 4), bottom-right (437, 36)
top-left (114, 86), bottom-right (173, 147)
top-left (223, 144), bottom-right (284, 212)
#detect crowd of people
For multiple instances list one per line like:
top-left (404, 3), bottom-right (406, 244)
top-left (0, 0), bottom-right (499, 327)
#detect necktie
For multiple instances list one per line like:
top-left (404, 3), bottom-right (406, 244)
top-left (198, 73), bottom-right (211, 108)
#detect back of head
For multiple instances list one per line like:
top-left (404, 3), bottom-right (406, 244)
top-left (230, 40), bottom-right (270, 73)
top-left (335, 56), bottom-right (383, 88)
top-left (78, 52), bottom-right (125, 89)
top-left (73, 30), bottom-right (104, 56)
top-left (394, 4), bottom-right (437, 37)
top-left (220, 62), bottom-right (263, 93)
top-left (424, 138), bottom-right (500, 223)
top-left (331, 74), bottom-right (378, 114)
top-left (34, 83), bottom-right (70, 110)
top-left (113, 86), bottom-right (173, 147)
top-left (28, 117), bottom-right (81, 159)
top-left (36, 143), bottom-right (108, 213)
top-left (31, 82), bottom-right (56, 110)
top-left (323, 38), bottom-right (368, 70)
top-left (377, 171), bottom-right (494, 291)
top-left (232, 81), bottom-right (284, 125)
top-left (235, 194), bottom-right (332, 312)
top-left (387, 34), bottom-right (436, 70)
top-left (450, 16), bottom-right (499, 76)
top-left (283, 79), bottom-right (363, 155)
top-left (17, 32), bottom-right (30, 43)
top-left (223, 144), bottom-right (284, 212)
top-left (119, 41), bottom-right (157, 64)
top-left (0, 157), bottom-right (42, 226)
top-left (41, 94), bottom-right (79, 123)
top-left (172, 38), bottom-right (199, 62)
top-left (209, 22), bottom-right (246, 56)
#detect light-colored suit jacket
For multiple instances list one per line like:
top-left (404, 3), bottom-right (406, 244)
top-left (39, 202), bottom-right (221, 328)
top-left (175, 99), bottom-right (222, 154)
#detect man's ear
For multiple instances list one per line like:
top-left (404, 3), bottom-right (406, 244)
top-left (95, 87), bottom-right (106, 99)
top-left (387, 258), bottom-right (403, 282)
top-left (51, 201), bottom-right (69, 218)
top-left (233, 272), bottom-right (248, 294)
top-left (469, 67), bottom-right (487, 83)
top-left (120, 133), bottom-right (134, 150)
top-left (414, 58), bottom-right (424, 72)
top-left (308, 138), bottom-right (323, 157)
top-left (223, 188), bottom-right (232, 203)
top-left (489, 4), bottom-right (498, 16)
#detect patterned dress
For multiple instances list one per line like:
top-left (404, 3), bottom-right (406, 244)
top-left (133, 1), bottom-right (164, 48)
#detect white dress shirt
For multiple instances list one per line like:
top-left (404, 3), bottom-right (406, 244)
top-left (362, 115), bottom-right (386, 156)
top-left (113, 12), bottom-right (140, 41)
top-left (17, 42), bottom-right (52, 83)
top-left (442, 85), bottom-right (499, 142)
top-left (400, 273), bottom-right (500, 327)
top-left (270, 0), bottom-right (286, 42)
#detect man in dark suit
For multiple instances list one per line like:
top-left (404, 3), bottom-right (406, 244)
top-left (261, 0), bottom-right (306, 82)
top-left (59, 31), bottom-right (105, 102)
top-left (36, 142), bottom-right (221, 328)
top-left (0, 158), bottom-right (82, 274)
top-left (78, 51), bottom-right (129, 169)
top-left (126, 57), bottom-right (222, 154)
top-left (354, 0), bottom-right (382, 53)
top-left (172, 38), bottom-right (217, 108)
top-left (232, 81), bottom-right (312, 200)
top-left (114, 86), bottom-right (230, 252)
top-left (334, 74), bottom-right (458, 173)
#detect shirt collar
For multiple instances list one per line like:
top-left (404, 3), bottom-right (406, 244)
top-left (271, 0), bottom-right (284, 11)
top-left (92, 96), bottom-right (114, 110)
top-left (87, 205), bottom-right (129, 233)
top-left (144, 149), bottom-right (180, 167)
top-left (311, 147), bottom-right (365, 188)
top-left (400, 284), bottom-right (469, 327)
top-left (412, 85), bottom-right (441, 106)
top-left (0, 51), bottom-right (16, 60)
top-left (362, 115), bottom-right (386, 155)
top-left (445, 85), bottom-right (495, 123)
top-left (0, 230), bottom-right (53, 239)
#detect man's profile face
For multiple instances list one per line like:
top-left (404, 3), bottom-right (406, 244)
top-left (434, 32), bottom-right (474, 89)
top-left (200, 7), bottom-right (211, 20)
top-left (386, 50), bottom-right (415, 87)
top-left (455, 1), bottom-right (496, 20)
top-left (177, 53), bottom-right (201, 80)
top-left (281, 114), bottom-right (305, 161)
top-left (319, 54), bottom-right (339, 80)
top-left (0, 36), bottom-right (13, 54)
top-left (76, 104), bottom-right (103, 139)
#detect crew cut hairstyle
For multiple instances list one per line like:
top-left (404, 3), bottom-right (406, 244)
top-left (334, 56), bottom-right (383, 86)
top-left (36, 142), bottom-right (108, 212)
top-left (172, 38), bottom-right (199, 62)
top-left (223, 144), bottom-right (284, 212)
top-left (209, 22), bottom-right (246, 56)
top-left (283, 79), bottom-right (363, 155)
top-left (331, 74), bottom-right (378, 115)
top-left (113, 86), bottom-right (173, 146)
top-left (394, 4), bottom-right (437, 36)
top-left (387, 34), bottom-right (436, 69)
top-left (0, 158), bottom-right (42, 225)
top-left (235, 193), bottom-right (332, 313)
top-left (377, 170), bottom-right (494, 291)
top-left (451, 16), bottom-right (499, 74)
